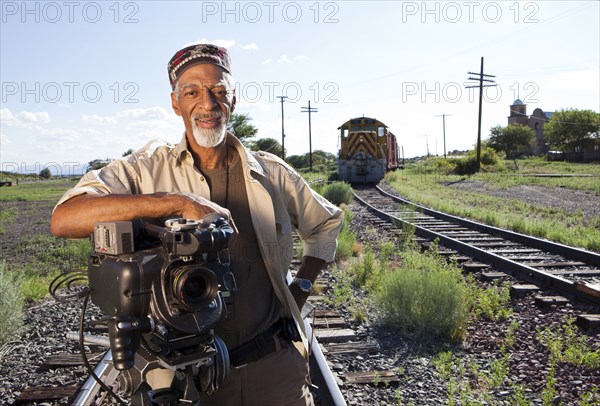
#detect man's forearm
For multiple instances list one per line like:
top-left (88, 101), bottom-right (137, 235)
top-left (289, 256), bottom-right (326, 310)
top-left (50, 193), bottom-right (189, 238)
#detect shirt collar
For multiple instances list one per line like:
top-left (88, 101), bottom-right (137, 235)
top-left (175, 132), bottom-right (267, 178)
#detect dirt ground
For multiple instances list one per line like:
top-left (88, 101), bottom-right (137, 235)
top-left (445, 180), bottom-right (600, 223)
top-left (0, 200), bottom-right (56, 267)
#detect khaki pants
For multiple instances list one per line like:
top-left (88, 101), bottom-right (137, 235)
top-left (201, 337), bottom-right (314, 406)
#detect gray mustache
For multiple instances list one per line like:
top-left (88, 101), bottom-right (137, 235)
top-left (193, 113), bottom-right (222, 120)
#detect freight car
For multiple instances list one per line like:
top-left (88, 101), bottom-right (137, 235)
top-left (337, 116), bottom-right (398, 183)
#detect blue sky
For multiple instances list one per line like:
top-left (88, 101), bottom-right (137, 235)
top-left (1, 0), bottom-right (599, 175)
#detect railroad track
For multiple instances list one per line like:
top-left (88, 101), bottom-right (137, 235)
top-left (15, 276), bottom-right (347, 405)
top-left (15, 184), bottom-right (600, 404)
top-left (354, 185), bottom-right (600, 310)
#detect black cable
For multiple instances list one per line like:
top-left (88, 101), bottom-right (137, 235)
top-left (79, 295), bottom-right (128, 405)
top-left (49, 270), bottom-right (89, 301)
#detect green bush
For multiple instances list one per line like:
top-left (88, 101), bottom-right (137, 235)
top-left (0, 262), bottom-right (25, 346)
top-left (376, 245), bottom-right (469, 342)
top-left (450, 156), bottom-right (479, 175)
top-left (480, 147), bottom-right (499, 166)
top-left (321, 181), bottom-right (353, 206)
top-left (335, 208), bottom-right (356, 261)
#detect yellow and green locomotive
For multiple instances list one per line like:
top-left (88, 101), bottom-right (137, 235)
top-left (337, 117), bottom-right (399, 183)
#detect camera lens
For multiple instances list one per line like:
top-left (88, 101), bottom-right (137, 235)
top-left (171, 265), bottom-right (219, 311)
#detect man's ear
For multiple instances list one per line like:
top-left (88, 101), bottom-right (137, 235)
top-left (171, 92), bottom-right (182, 116)
top-left (231, 94), bottom-right (237, 114)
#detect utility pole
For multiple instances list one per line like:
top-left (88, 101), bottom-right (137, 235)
top-left (301, 100), bottom-right (318, 171)
top-left (466, 57), bottom-right (496, 171)
top-left (435, 114), bottom-right (452, 159)
top-left (276, 95), bottom-right (288, 160)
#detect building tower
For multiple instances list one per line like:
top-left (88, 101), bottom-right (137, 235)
top-left (508, 99), bottom-right (528, 126)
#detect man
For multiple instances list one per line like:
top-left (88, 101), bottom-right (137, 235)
top-left (51, 43), bottom-right (343, 405)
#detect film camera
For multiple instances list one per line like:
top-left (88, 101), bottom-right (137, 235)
top-left (87, 214), bottom-right (236, 404)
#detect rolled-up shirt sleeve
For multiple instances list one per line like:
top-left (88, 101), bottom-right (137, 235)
top-left (55, 158), bottom-right (140, 207)
top-left (286, 178), bottom-right (344, 263)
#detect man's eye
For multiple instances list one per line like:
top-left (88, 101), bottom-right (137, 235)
top-left (184, 90), bottom-right (197, 97)
top-left (213, 89), bottom-right (228, 96)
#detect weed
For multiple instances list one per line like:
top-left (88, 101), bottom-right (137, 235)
top-left (541, 363), bottom-right (558, 406)
top-left (485, 352), bottom-right (509, 389)
top-left (0, 207), bottom-right (19, 234)
top-left (320, 181), bottom-right (353, 206)
top-left (504, 320), bottom-right (520, 348)
top-left (6, 235), bottom-right (91, 301)
top-left (433, 351), bottom-right (454, 380)
top-left (537, 317), bottom-right (600, 369)
top-left (335, 208), bottom-right (357, 261)
top-left (580, 388), bottom-right (600, 406)
top-left (0, 262), bottom-right (25, 346)
top-left (475, 281), bottom-right (513, 321)
top-left (376, 244), bottom-right (470, 342)
top-left (509, 383), bottom-right (531, 406)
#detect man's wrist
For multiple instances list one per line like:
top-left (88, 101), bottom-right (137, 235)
top-left (291, 277), bottom-right (313, 294)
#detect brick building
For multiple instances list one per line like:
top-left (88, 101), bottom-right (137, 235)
top-left (507, 99), bottom-right (553, 155)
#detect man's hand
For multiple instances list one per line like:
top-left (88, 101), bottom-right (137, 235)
top-left (176, 192), bottom-right (238, 234)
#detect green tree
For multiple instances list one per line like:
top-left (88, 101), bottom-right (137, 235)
top-left (87, 158), bottom-right (111, 171)
top-left (487, 124), bottom-right (534, 158)
top-left (286, 150), bottom-right (336, 171)
top-left (545, 109), bottom-right (600, 158)
top-left (251, 137), bottom-right (283, 157)
top-left (122, 148), bottom-right (134, 157)
top-left (286, 154), bottom-right (308, 170)
top-left (228, 112), bottom-right (258, 146)
top-left (39, 168), bottom-right (51, 179)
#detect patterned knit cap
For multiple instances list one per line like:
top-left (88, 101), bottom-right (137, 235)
top-left (168, 44), bottom-right (231, 89)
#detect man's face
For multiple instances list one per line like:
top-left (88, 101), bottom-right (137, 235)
top-left (171, 64), bottom-right (236, 148)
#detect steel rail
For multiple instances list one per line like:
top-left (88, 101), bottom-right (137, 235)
top-left (305, 318), bottom-right (347, 406)
top-left (71, 350), bottom-right (119, 406)
top-left (375, 185), bottom-right (600, 266)
top-left (354, 189), bottom-right (600, 306)
top-left (66, 332), bottom-right (119, 406)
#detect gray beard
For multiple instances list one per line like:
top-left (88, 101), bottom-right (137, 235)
top-left (191, 116), bottom-right (227, 148)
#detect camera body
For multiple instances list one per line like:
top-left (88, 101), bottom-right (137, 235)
top-left (87, 215), bottom-right (235, 399)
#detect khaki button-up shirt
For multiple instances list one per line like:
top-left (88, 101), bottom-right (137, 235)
top-left (57, 133), bottom-right (343, 348)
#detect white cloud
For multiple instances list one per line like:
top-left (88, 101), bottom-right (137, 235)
top-left (0, 129), bottom-right (10, 146)
top-left (117, 107), bottom-right (170, 120)
top-left (277, 55), bottom-right (292, 64)
top-left (262, 59), bottom-right (273, 65)
top-left (294, 55), bottom-right (306, 61)
top-left (82, 114), bottom-right (117, 124)
top-left (0, 109), bottom-right (50, 128)
top-left (542, 67), bottom-right (600, 92)
top-left (241, 43), bottom-right (258, 50)
top-left (0, 108), bottom-right (14, 123)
